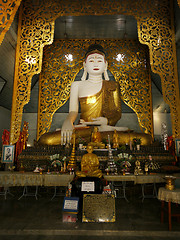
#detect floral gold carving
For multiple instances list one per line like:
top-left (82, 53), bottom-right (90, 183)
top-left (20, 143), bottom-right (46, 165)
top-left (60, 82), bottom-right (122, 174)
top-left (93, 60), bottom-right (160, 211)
top-left (0, 0), bottom-right (21, 45)
top-left (10, 0), bottom-right (180, 144)
top-left (137, 0), bottom-right (180, 138)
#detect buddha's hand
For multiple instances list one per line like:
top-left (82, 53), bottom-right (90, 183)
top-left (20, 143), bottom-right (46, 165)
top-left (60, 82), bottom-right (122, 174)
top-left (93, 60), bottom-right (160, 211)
top-left (61, 119), bottom-right (74, 144)
top-left (61, 111), bottom-right (78, 144)
top-left (79, 117), bottom-right (108, 126)
top-left (79, 119), bottom-right (85, 124)
top-left (91, 117), bottom-right (108, 125)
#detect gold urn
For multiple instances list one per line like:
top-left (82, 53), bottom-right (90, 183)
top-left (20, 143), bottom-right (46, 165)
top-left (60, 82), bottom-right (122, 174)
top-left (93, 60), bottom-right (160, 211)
top-left (164, 176), bottom-right (176, 190)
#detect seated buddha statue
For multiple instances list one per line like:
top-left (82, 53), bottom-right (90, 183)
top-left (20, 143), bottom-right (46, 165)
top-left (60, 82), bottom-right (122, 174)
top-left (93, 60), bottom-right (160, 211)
top-left (88, 126), bottom-right (105, 149)
top-left (38, 44), bottom-right (152, 146)
top-left (113, 129), bottom-right (119, 149)
top-left (134, 160), bottom-right (144, 175)
top-left (76, 145), bottom-right (102, 178)
top-left (91, 127), bottom-right (102, 143)
top-left (61, 43), bottom-right (128, 144)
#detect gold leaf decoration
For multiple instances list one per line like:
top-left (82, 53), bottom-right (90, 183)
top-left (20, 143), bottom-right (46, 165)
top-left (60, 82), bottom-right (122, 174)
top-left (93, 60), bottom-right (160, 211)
top-left (0, 0), bottom-right (21, 45)
top-left (10, 0), bottom-right (180, 144)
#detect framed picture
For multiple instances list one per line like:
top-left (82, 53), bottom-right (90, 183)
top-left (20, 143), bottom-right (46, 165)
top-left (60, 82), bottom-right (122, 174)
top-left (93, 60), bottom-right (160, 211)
top-left (1, 145), bottom-right (15, 163)
top-left (175, 139), bottom-right (180, 157)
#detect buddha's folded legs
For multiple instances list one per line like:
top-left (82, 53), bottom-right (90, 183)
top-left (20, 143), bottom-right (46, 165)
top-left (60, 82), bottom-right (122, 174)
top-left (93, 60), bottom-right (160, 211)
top-left (38, 128), bottom-right (152, 146)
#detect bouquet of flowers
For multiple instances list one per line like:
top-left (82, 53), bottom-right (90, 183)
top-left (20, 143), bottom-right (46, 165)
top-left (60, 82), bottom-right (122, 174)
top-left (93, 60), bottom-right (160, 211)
top-left (50, 155), bottom-right (67, 172)
top-left (121, 160), bottom-right (131, 173)
top-left (51, 160), bottom-right (62, 168)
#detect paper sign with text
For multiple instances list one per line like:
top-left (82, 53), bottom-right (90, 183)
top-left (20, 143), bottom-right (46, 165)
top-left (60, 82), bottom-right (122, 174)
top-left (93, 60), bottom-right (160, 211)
top-left (63, 197), bottom-right (79, 213)
top-left (81, 181), bottom-right (95, 192)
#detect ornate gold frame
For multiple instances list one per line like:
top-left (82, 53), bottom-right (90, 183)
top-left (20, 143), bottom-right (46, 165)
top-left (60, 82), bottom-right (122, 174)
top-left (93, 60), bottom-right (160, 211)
top-left (0, 0), bottom-right (22, 45)
top-left (8, 0), bottom-right (180, 144)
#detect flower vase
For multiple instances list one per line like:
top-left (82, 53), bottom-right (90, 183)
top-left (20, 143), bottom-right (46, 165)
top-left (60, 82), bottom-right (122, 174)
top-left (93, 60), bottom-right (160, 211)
top-left (137, 144), bottom-right (140, 151)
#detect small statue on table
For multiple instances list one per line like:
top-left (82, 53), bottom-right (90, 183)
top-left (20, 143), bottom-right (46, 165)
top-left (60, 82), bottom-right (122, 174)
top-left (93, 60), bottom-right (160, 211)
top-left (76, 145), bottom-right (102, 178)
top-left (134, 160), bottom-right (143, 175)
top-left (89, 126), bottom-right (105, 149)
top-left (113, 129), bottom-right (119, 149)
top-left (144, 163), bottom-right (149, 175)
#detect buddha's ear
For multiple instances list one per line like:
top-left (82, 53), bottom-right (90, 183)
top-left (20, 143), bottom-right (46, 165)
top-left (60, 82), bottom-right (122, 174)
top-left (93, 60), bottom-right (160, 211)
top-left (83, 61), bottom-right (86, 69)
top-left (104, 61), bottom-right (109, 81)
top-left (81, 61), bottom-right (87, 81)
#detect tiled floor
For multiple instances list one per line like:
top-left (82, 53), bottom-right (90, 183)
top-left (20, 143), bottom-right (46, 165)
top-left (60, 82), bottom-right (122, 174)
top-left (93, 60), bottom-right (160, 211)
top-left (0, 184), bottom-right (180, 240)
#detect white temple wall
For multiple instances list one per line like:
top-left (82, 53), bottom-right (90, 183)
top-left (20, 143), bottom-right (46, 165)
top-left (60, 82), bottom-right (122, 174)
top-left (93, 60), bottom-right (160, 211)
top-left (22, 112), bottom-right (172, 147)
top-left (0, 106), bottom-right (11, 147)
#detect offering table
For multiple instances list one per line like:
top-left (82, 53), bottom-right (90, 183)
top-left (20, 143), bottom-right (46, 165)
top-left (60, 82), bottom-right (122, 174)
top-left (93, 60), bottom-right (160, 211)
top-left (104, 174), bottom-right (166, 202)
top-left (104, 174), bottom-right (136, 202)
top-left (0, 171), bottom-right (74, 187)
top-left (103, 174), bottom-right (166, 184)
top-left (0, 171), bottom-right (74, 200)
top-left (158, 187), bottom-right (180, 231)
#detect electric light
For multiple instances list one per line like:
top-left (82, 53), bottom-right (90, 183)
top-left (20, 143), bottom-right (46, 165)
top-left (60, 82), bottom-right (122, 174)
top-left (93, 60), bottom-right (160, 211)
top-left (86, 97), bottom-right (96, 104)
top-left (116, 53), bottom-right (124, 62)
top-left (65, 54), bottom-right (73, 61)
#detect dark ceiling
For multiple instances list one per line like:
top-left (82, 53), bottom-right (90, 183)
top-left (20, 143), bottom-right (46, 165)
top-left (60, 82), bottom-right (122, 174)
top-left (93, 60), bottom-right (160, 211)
top-left (0, 0), bottom-right (180, 115)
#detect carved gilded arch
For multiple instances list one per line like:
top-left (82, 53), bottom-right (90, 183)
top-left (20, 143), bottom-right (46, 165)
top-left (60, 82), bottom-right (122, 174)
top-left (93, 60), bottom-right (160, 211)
top-left (0, 0), bottom-right (22, 45)
top-left (10, 0), bottom-right (180, 144)
top-left (136, 0), bottom-right (180, 138)
top-left (10, 0), bottom-right (56, 144)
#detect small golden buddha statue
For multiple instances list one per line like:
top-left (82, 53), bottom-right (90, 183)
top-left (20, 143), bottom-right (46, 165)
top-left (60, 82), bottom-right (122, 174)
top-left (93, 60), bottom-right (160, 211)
top-left (113, 129), bottom-right (119, 149)
top-left (76, 145), bottom-right (102, 178)
top-left (21, 121), bottom-right (29, 150)
top-left (134, 160), bottom-right (143, 175)
top-left (89, 127), bottom-right (105, 149)
top-left (144, 163), bottom-right (149, 175)
top-left (91, 127), bottom-right (101, 142)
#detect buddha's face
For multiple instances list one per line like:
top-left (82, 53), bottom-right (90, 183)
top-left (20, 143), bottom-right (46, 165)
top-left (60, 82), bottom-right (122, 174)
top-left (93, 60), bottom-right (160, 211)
top-left (87, 145), bottom-right (93, 153)
top-left (85, 53), bottom-right (106, 76)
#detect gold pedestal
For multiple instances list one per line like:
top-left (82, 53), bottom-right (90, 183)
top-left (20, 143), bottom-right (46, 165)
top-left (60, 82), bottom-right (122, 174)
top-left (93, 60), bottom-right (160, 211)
top-left (164, 176), bottom-right (176, 190)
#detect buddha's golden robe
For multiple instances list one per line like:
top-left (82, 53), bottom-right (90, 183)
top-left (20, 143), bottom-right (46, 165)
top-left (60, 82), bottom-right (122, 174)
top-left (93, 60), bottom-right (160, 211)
top-left (76, 151), bottom-right (103, 178)
top-left (79, 80), bottom-right (121, 126)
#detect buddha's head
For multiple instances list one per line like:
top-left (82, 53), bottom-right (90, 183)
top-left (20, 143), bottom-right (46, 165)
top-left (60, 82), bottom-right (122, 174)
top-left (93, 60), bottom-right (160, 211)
top-left (87, 145), bottom-right (94, 153)
top-left (81, 44), bottom-right (109, 81)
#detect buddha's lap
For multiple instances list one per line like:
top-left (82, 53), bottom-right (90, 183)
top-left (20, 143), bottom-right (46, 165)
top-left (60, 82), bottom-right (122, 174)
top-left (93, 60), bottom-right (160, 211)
top-left (38, 128), bottom-right (152, 145)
